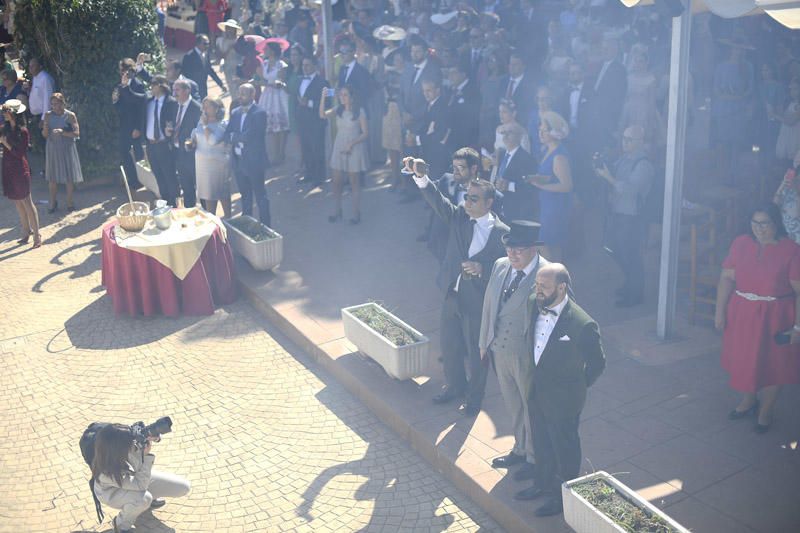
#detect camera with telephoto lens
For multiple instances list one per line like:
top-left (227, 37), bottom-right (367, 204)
top-left (131, 417), bottom-right (173, 447)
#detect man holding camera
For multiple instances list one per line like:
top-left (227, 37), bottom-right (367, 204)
top-left (405, 156), bottom-right (509, 416)
top-left (594, 125), bottom-right (654, 307)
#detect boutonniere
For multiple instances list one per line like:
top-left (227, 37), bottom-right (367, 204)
top-left (580, 98), bottom-right (588, 104)
top-left (458, 97), bottom-right (465, 104)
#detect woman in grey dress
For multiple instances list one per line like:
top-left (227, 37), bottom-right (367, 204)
top-left (319, 85), bottom-right (369, 225)
top-left (43, 93), bottom-right (83, 213)
top-left (192, 97), bottom-right (232, 218)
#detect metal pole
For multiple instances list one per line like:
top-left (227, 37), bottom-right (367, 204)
top-left (320, 0), bottom-right (334, 86)
top-left (657, 0), bottom-right (693, 339)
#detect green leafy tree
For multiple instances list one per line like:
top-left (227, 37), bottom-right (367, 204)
top-left (13, 0), bottom-right (164, 178)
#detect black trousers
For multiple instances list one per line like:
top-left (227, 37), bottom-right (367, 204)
top-left (440, 289), bottom-right (487, 408)
top-left (298, 121), bottom-right (326, 183)
top-left (175, 148), bottom-right (197, 208)
top-left (234, 164), bottom-right (271, 227)
top-left (531, 401), bottom-right (582, 499)
top-left (608, 212), bottom-right (646, 300)
top-left (146, 141), bottom-right (177, 206)
top-left (118, 133), bottom-right (144, 187)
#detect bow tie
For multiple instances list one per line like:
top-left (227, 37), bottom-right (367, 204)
top-left (539, 307), bottom-right (558, 316)
top-left (571, 86), bottom-right (581, 92)
top-left (302, 76), bottom-right (313, 80)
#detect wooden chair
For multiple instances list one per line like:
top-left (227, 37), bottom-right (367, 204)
top-left (681, 204), bottom-right (719, 324)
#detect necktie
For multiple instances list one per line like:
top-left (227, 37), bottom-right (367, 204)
top-left (153, 98), bottom-right (161, 141)
top-left (174, 103), bottom-right (185, 142)
top-left (503, 270), bottom-right (526, 302)
top-left (506, 78), bottom-right (515, 99)
top-left (498, 151), bottom-right (510, 178)
top-left (413, 65), bottom-right (421, 83)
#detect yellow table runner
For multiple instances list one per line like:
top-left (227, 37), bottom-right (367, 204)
top-left (114, 208), bottom-right (226, 280)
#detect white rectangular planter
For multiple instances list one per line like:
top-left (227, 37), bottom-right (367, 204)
top-left (135, 160), bottom-right (160, 197)
top-left (563, 471), bottom-right (689, 533)
top-left (223, 215), bottom-right (283, 271)
top-left (341, 303), bottom-right (430, 380)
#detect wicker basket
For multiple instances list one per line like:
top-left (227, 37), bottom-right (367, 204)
top-left (116, 201), bottom-right (150, 232)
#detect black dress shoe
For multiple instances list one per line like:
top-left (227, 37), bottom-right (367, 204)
top-left (534, 498), bottom-right (564, 517)
top-left (728, 401), bottom-right (759, 420)
top-left (459, 403), bottom-right (480, 417)
top-left (149, 498), bottom-right (166, 509)
top-left (432, 389), bottom-right (461, 405)
top-left (512, 462), bottom-right (537, 481)
top-left (514, 485), bottom-right (548, 501)
top-left (491, 452), bottom-right (525, 468)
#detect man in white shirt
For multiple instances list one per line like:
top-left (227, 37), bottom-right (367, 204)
top-left (296, 56), bottom-right (328, 185)
top-left (404, 156), bottom-right (509, 417)
top-left (514, 263), bottom-right (605, 517)
top-left (479, 221), bottom-right (546, 482)
top-left (27, 58), bottom-right (54, 119)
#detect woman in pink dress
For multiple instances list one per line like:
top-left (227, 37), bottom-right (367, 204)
top-left (715, 204), bottom-right (800, 433)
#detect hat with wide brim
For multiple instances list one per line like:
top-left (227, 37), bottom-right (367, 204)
top-left (502, 220), bottom-right (542, 247)
top-left (217, 19), bottom-right (244, 34)
top-left (2, 99), bottom-right (25, 114)
top-left (256, 37), bottom-right (291, 55)
top-left (431, 11), bottom-right (458, 25)
top-left (373, 25), bottom-right (407, 41)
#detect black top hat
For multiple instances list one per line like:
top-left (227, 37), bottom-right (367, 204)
top-left (502, 220), bottom-right (542, 247)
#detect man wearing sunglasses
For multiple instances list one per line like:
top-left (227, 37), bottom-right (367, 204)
top-left (404, 155), bottom-right (509, 417)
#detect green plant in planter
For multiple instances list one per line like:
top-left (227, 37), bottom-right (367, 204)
top-left (227, 217), bottom-right (278, 242)
top-left (13, 0), bottom-right (164, 180)
top-left (573, 479), bottom-right (678, 533)
top-left (351, 305), bottom-right (419, 346)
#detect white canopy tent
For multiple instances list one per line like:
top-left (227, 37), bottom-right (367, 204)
top-left (618, 0), bottom-right (799, 338)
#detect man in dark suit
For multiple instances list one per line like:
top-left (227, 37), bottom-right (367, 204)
top-left (182, 34), bottom-right (226, 100)
top-left (500, 52), bottom-right (538, 131)
top-left (400, 38), bottom-right (442, 143)
top-left (585, 37), bottom-right (627, 154)
top-left (113, 58), bottom-right (146, 188)
top-left (171, 78), bottom-right (202, 207)
top-left (515, 263), bottom-right (605, 517)
top-left (336, 40), bottom-right (371, 103)
top-left (143, 75), bottom-right (179, 206)
top-left (494, 122), bottom-right (538, 221)
top-left (405, 156), bottom-right (510, 416)
top-left (446, 61), bottom-right (480, 151)
top-left (295, 55), bottom-right (328, 185)
top-left (407, 78), bottom-right (451, 180)
top-left (560, 61), bottom-right (594, 201)
top-left (225, 83), bottom-right (271, 226)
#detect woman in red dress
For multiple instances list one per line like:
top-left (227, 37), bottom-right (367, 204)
top-left (1, 99), bottom-right (41, 248)
top-left (715, 204), bottom-right (800, 433)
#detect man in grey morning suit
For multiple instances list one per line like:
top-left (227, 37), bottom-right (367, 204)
top-left (479, 221), bottom-right (546, 482)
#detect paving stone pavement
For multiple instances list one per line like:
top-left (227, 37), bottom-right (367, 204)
top-left (0, 182), bottom-right (501, 533)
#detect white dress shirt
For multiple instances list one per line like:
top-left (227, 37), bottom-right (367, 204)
top-left (503, 255), bottom-right (539, 291)
top-left (29, 70), bottom-right (55, 117)
top-left (299, 73), bottom-right (316, 108)
top-left (507, 75), bottom-right (523, 97)
top-left (412, 59), bottom-right (428, 84)
top-left (594, 60), bottom-right (612, 92)
top-left (534, 295), bottom-right (569, 365)
top-left (343, 61), bottom-right (356, 83)
top-left (146, 95), bottom-right (166, 141)
top-left (413, 174), bottom-right (496, 291)
top-left (569, 82), bottom-right (583, 128)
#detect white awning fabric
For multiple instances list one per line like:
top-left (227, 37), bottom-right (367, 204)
top-left (619, 0), bottom-right (800, 28)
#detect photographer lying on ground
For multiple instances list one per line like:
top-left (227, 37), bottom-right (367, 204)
top-left (89, 422), bottom-right (190, 533)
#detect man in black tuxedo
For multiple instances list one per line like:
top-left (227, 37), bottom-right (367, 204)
top-left (500, 52), bottom-right (538, 130)
top-left (494, 123), bottom-right (538, 221)
top-left (225, 83), bottom-right (271, 226)
top-left (561, 61), bottom-right (593, 200)
top-left (407, 78), bottom-right (451, 180)
top-left (113, 58), bottom-right (146, 188)
top-left (515, 263), bottom-right (605, 517)
top-left (336, 40), bottom-right (371, 104)
top-left (182, 34), bottom-right (226, 100)
top-left (585, 37), bottom-right (627, 154)
top-left (405, 156), bottom-right (510, 417)
top-left (143, 75), bottom-right (179, 206)
top-left (295, 56), bottom-right (328, 185)
top-left (446, 62), bottom-right (480, 151)
top-left (171, 79), bottom-right (202, 207)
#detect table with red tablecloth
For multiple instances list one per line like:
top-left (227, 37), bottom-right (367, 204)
top-left (101, 222), bottom-right (237, 317)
